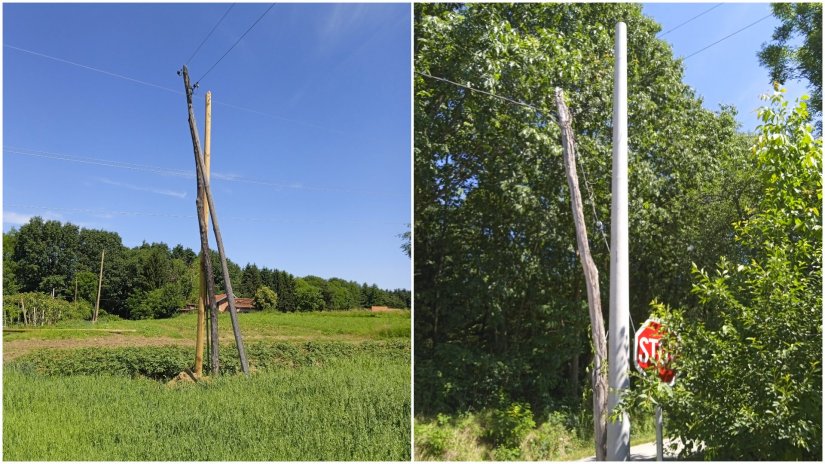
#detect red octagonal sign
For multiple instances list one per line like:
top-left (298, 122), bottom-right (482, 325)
top-left (634, 318), bottom-right (676, 385)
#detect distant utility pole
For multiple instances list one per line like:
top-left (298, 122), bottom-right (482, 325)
top-left (180, 65), bottom-right (249, 376)
top-left (93, 249), bottom-right (105, 323)
top-left (607, 21), bottom-right (631, 462)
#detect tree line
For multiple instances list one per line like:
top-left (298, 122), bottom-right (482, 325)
top-left (3, 217), bottom-right (410, 320)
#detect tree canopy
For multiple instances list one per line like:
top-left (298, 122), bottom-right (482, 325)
top-left (758, 3), bottom-right (822, 132)
top-left (414, 3), bottom-right (755, 415)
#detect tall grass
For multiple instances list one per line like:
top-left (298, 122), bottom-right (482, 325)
top-left (4, 355), bottom-right (410, 461)
top-left (414, 407), bottom-right (657, 461)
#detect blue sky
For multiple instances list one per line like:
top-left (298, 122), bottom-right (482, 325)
top-left (642, 2), bottom-right (809, 132)
top-left (3, 3), bottom-right (411, 290)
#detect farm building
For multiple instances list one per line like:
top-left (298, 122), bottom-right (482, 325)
top-left (181, 294), bottom-right (256, 313)
top-left (215, 293), bottom-right (255, 312)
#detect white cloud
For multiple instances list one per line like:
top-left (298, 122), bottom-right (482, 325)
top-left (3, 211), bottom-right (32, 226)
top-left (3, 210), bottom-right (64, 226)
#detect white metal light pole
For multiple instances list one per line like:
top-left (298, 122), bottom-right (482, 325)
top-left (607, 21), bottom-right (630, 461)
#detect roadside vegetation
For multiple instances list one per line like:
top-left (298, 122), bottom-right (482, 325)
top-left (414, 3), bottom-right (821, 461)
top-left (415, 405), bottom-right (656, 461)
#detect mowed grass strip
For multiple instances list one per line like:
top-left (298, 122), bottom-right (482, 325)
top-left (4, 355), bottom-right (411, 461)
top-left (2, 309), bottom-right (411, 343)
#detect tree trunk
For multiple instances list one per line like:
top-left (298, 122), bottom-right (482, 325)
top-left (555, 88), bottom-right (609, 461)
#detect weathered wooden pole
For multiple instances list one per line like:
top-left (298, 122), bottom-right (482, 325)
top-left (181, 66), bottom-right (221, 375)
top-left (555, 88), bottom-right (609, 461)
top-left (607, 21), bottom-right (631, 462)
top-left (181, 66), bottom-right (249, 376)
top-left (194, 90), bottom-right (212, 378)
top-left (93, 249), bottom-right (105, 323)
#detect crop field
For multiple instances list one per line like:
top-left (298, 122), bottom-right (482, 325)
top-left (3, 310), bottom-right (411, 461)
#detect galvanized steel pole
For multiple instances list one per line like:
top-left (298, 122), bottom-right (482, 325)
top-left (607, 21), bottom-right (630, 461)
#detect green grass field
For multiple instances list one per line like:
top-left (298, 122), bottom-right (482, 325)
top-left (3, 310), bottom-right (411, 461)
top-left (3, 309), bottom-right (411, 342)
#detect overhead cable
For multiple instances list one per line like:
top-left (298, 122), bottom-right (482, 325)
top-left (659, 3), bottom-right (724, 36)
top-left (186, 3), bottom-right (236, 65)
top-left (194, 3), bottom-right (276, 85)
top-left (5, 44), bottom-right (182, 95)
top-left (417, 71), bottom-right (611, 251)
top-left (683, 14), bottom-right (773, 60)
top-left (5, 43), bottom-right (375, 141)
top-left (416, 71), bottom-right (556, 123)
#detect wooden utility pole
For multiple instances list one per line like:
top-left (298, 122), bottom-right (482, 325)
top-left (93, 249), bottom-right (105, 323)
top-left (555, 87), bottom-right (609, 461)
top-left (194, 91), bottom-right (213, 378)
top-left (181, 65), bottom-right (249, 376)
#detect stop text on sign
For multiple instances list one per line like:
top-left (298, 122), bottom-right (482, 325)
top-left (634, 318), bottom-right (676, 385)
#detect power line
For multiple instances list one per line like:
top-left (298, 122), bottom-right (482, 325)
top-left (4, 146), bottom-right (404, 197)
top-left (5, 203), bottom-right (407, 226)
top-left (4, 44), bottom-right (183, 95)
top-left (659, 3), bottom-right (723, 36)
top-left (683, 14), bottom-right (773, 60)
top-left (416, 71), bottom-right (557, 123)
top-left (186, 3), bottom-right (236, 65)
top-left (6, 43), bottom-right (384, 143)
top-left (575, 152), bottom-right (610, 253)
top-left (417, 72), bottom-right (610, 249)
top-left (194, 3), bottom-right (276, 85)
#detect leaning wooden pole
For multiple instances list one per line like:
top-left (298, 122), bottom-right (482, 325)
top-left (181, 66), bottom-right (221, 375)
top-left (181, 66), bottom-right (249, 376)
top-left (194, 91), bottom-right (212, 378)
top-left (555, 88), bottom-right (609, 461)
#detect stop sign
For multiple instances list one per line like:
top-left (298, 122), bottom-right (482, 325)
top-left (634, 318), bottom-right (676, 385)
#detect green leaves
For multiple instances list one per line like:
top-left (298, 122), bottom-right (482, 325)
top-left (631, 91), bottom-right (822, 460)
top-left (415, 3), bottom-right (758, 416)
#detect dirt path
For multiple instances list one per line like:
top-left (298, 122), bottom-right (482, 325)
top-left (3, 336), bottom-right (192, 362)
top-left (3, 333), bottom-right (373, 362)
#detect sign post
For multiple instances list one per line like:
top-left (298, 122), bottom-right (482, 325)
top-left (634, 318), bottom-right (676, 461)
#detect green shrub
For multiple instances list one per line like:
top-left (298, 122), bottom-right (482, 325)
top-left (491, 446), bottom-right (521, 461)
top-left (415, 413), bottom-right (453, 458)
top-left (485, 402), bottom-right (536, 449)
top-left (127, 284), bottom-right (185, 319)
top-left (295, 279), bottom-right (324, 311)
top-left (3, 292), bottom-right (91, 325)
top-left (253, 285), bottom-right (278, 311)
top-left (617, 90), bottom-right (822, 460)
